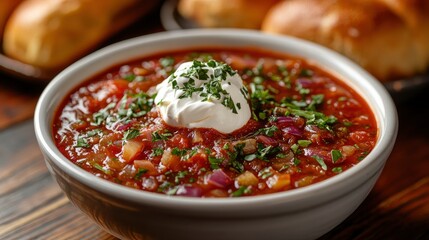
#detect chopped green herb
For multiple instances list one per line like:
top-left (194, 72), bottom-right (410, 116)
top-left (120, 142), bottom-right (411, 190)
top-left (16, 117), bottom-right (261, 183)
top-left (297, 140), bottom-right (312, 147)
top-left (231, 186), bottom-right (251, 197)
top-left (255, 125), bottom-right (278, 137)
top-left (92, 92), bottom-right (154, 128)
top-left (258, 168), bottom-right (273, 179)
top-left (134, 168), bottom-right (148, 180)
top-left (172, 147), bottom-right (187, 157)
top-left (332, 167), bottom-right (343, 173)
top-left (93, 163), bottom-right (111, 175)
top-left (344, 121), bottom-right (353, 127)
top-left (290, 144), bottom-right (299, 154)
top-left (223, 143), bottom-right (230, 150)
top-left (160, 57), bottom-right (175, 68)
top-left (166, 186), bottom-right (179, 195)
top-left (158, 181), bottom-right (172, 192)
top-left (312, 155), bottom-right (328, 171)
top-left (152, 147), bottom-right (164, 157)
top-left (208, 156), bottom-right (223, 169)
top-left (279, 164), bottom-right (290, 172)
top-left (123, 74), bottom-right (137, 82)
top-left (358, 151), bottom-right (368, 161)
top-left (253, 76), bottom-right (264, 84)
top-left (86, 129), bottom-right (102, 137)
top-left (123, 129), bottom-right (140, 141)
top-left (331, 150), bottom-right (342, 163)
top-left (151, 130), bottom-right (172, 141)
top-left (76, 137), bottom-right (90, 148)
top-left (293, 158), bottom-right (301, 166)
top-left (299, 69), bottom-right (313, 77)
top-left (167, 59), bottom-right (243, 114)
top-left (175, 171), bottom-right (188, 183)
top-left (185, 148), bottom-right (198, 159)
top-left (92, 102), bottom-right (116, 126)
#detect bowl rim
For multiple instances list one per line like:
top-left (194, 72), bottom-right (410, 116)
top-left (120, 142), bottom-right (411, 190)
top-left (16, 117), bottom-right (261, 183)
top-left (34, 29), bottom-right (398, 212)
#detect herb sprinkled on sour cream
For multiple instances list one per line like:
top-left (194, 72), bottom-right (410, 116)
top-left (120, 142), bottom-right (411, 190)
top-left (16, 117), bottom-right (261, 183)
top-left (155, 60), bottom-right (251, 133)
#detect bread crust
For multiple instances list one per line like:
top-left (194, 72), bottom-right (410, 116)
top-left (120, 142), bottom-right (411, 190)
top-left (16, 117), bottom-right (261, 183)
top-left (178, 0), bottom-right (281, 29)
top-left (2, 0), bottom-right (143, 70)
top-left (262, 0), bottom-right (429, 81)
top-left (0, 0), bottom-right (24, 39)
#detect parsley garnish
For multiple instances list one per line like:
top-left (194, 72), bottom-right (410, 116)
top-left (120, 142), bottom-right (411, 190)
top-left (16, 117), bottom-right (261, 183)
top-left (297, 140), bottom-right (312, 147)
top-left (332, 167), bottom-right (343, 173)
top-left (76, 137), bottom-right (90, 148)
top-left (151, 130), bottom-right (172, 141)
top-left (92, 92), bottom-right (154, 128)
top-left (123, 129), bottom-right (140, 141)
top-left (93, 163), bottom-right (111, 175)
top-left (249, 83), bottom-right (275, 120)
top-left (160, 57), bottom-right (175, 68)
top-left (245, 144), bottom-right (281, 162)
top-left (258, 168), bottom-right (273, 179)
top-left (299, 69), bottom-right (313, 77)
top-left (331, 150), bottom-right (342, 163)
top-left (167, 60), bottom-right (245, 114)
top-left (134, 168), bottom-right (148, 180)
top-left (175, 171), bottom-right (188, 183)
top-left (312, 155), bottom-right (327, 170)
top-left (254, 125), bottom-right (278, 137)
top-left (152, 147), bottom-right (164, 157)
top-left (208, 156), bottom-right (223, 169)
top-left (231, 186), bottom-right (251, 197)
top-left (293, 158), bottom-right (301, 166)
top-left (171, 147), bottom-right (187, 156)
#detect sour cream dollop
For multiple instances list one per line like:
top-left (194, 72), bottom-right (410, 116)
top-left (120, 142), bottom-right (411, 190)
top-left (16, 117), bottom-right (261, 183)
top-left (155, 60), bottom-right (251, 134)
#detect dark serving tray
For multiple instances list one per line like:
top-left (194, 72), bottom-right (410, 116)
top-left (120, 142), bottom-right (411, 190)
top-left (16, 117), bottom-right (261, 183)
top-left (0, 0), bottom-right (162, 83)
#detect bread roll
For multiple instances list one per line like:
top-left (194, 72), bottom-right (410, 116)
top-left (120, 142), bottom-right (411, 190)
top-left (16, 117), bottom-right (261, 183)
top-left (178, 0), bottom-right (281, 29)
top-left (0, 0), bottom-right (24, 38)
top-left (262, 0), bottom-right (429, 81)
top-left (2, 0), bottom-right (147, 70)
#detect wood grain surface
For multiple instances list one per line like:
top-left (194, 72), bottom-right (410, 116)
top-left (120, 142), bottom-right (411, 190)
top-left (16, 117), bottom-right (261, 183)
top-left (1, 2), bottom-right (429, 239)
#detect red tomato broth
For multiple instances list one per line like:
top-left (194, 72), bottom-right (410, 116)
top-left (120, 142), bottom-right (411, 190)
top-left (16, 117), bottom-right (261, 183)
top-left (53, 48), bottom-right (377, 198)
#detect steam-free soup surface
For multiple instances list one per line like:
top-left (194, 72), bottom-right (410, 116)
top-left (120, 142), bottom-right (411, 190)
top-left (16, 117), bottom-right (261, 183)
top-left (53, 49), bottom-right (376, 197)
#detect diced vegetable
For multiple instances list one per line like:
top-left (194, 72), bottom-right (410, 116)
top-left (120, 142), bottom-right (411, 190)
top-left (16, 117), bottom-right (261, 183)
top-left (207, 169), bottom-right (232, 188)
top-left (54, 49), bottom-right (376, 198)
top-left (160, 149), bottom-right (180, 170)
top-left (122, 140), bottom-right (144, 162)
top-left (236, 171), bottom-right (258, 186)
top-left (266, 173), bottom-right (291, 190)
top-left (133, 160), bottom-right (157, 175)
top-left (176, 185), bottom-right (203, 197)
top-left (232, 138), bottom-right (257, 154)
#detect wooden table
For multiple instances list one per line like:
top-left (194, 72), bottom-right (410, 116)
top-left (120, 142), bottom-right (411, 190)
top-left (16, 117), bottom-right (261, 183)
top-left (1, 7), bottom-right (429, 240)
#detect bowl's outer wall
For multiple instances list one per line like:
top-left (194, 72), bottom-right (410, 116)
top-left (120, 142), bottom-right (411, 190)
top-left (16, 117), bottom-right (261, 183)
top-left (42, 149), bottom-right (384, 240)
top-left (35, 29), bottom-right (398, 240)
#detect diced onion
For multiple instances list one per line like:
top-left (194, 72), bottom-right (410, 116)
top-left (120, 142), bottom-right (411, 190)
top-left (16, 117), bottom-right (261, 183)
top-left (207, 169), bottom-right (232, 188)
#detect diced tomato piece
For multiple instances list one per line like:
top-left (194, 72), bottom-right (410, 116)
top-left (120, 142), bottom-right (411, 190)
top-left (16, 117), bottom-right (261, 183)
top-left (122, 140), bottom-right (145, 162)
top-left (134, 160), bottom-right (158, 175)
top-left (266, 173), bottom-right (291, 190)
top-left (160, 148), bottom-right (181, 171)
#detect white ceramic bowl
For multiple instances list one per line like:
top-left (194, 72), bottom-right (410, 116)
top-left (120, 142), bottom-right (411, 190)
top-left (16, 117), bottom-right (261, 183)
top-left (34, 29), bottom-right (398, 240)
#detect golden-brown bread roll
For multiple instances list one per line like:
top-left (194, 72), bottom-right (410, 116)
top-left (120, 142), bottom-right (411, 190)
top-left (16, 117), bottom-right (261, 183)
top-left (262, 0), bottom-right (429, 81)
top-left (178, 0), bottom-right (281, 29)
top-left (2, 0), bottom-right (148, 70)
top-left (0, 0), bottom-right (24, 39)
